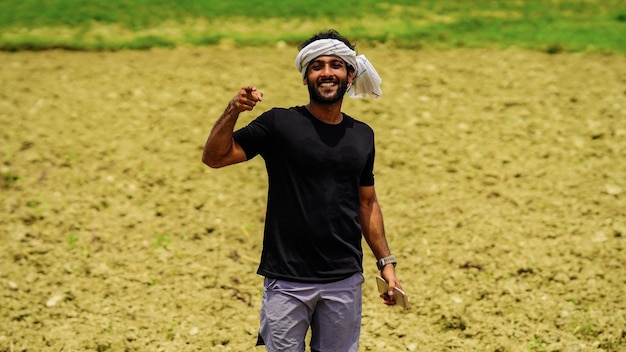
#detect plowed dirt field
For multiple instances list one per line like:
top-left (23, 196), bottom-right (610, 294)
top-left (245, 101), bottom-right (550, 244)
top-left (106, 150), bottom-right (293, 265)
top-left (1, 46), bottom-right (625, 351)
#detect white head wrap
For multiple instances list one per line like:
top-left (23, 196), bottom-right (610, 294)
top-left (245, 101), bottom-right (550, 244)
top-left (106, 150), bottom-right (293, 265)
top-left (295, 38), bottom-right (382, 99)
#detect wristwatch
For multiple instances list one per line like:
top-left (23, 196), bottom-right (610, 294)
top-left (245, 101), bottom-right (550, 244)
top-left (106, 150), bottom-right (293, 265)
top-left (376, 254), bottom-right (397, 270)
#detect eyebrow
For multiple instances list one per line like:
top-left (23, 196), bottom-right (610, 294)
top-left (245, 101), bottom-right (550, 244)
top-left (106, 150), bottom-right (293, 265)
top-left (311, 58), bottom-right (346, 65)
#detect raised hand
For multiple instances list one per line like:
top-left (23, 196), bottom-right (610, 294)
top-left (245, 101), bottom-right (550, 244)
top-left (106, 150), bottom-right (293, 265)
top-left (230, 85), bottom-right (264, 113)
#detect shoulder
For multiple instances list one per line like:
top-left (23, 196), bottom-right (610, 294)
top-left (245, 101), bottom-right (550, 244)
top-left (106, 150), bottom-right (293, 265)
top-left (249, 107), bottom-right (309, 136)
top-left (343, 113), bottom-right (374, 135)
top-left (258, 106), bottom-right (305, 120)
top-left (252, 107), bottom-right (292, 126)
top-left (268, 106), bottom-right (306, 114)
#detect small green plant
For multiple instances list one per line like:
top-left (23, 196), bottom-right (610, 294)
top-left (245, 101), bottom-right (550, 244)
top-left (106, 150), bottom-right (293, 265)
top-left (571, 305), bottom-right (601, 338)
top-left (573, 320), bottom-right (599, 338)
top-left (26, 200), bottom-right (40, 208)
top-left (62, 151), bottom-right (78, 166)
top-left (154, 234), bottom-right (171, 250)
top-left (165, 322), bottom-right (177, 341)
top-left (66, 233), bottom-right (79, 249)
top-left (527, 337), bottom-right (546, 352)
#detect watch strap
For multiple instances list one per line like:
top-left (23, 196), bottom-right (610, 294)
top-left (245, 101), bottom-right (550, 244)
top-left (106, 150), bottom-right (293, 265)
top-left (376, 254), bottom-right (397, 270)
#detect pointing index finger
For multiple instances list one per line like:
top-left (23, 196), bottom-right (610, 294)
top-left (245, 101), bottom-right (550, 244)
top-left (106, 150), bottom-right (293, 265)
top-left (244, 86), bottom-right (263, 102)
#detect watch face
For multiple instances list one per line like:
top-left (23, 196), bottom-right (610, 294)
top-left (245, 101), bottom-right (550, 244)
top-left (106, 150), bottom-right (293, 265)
top-left (378, 260), bottom-right (386, 270)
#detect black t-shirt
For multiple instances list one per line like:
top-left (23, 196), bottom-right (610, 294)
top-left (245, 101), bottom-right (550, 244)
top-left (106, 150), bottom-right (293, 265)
top-left (233, 106), bottom-right (375, 283)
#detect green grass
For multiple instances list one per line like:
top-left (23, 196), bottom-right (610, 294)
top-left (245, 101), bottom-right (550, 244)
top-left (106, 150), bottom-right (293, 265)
top-left (1, 0), bottom-right (625, 53)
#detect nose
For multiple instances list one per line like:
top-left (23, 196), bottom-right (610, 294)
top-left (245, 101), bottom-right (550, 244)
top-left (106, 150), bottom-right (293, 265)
top-left (321, 63), bottom-right (333, 77)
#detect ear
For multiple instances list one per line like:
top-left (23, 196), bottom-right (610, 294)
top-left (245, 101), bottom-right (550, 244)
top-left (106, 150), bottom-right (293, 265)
top-left (302, 64), bottom-right (310, 85)
top-left (348, 69), bottom-right (356, 84)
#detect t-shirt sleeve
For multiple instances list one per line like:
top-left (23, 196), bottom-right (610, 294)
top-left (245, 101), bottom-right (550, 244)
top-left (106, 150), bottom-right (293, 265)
top-left (233, 110), bottom-right (274, 160)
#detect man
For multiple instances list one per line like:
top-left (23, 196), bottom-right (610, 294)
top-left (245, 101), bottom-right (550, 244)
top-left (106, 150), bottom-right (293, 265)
top-left (202, 29), bottom-right (406, 352)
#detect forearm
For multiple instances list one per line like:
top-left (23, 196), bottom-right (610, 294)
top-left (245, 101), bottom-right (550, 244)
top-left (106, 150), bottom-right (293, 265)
top-left (360, 200), bottom-right (391, 260)
top-left (202, 102), bottom-right (240, 167)
top-left (359, 186), bottom-right (400, 283)
top-left (360, 193), bottom-right (405, 307)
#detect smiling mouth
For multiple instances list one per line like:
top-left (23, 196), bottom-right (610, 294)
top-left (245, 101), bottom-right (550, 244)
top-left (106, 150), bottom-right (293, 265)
top-left (319, 82), bottom-right (336, 88)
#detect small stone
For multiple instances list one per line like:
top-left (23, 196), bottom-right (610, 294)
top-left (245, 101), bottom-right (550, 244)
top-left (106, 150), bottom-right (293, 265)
top-left (605, 184), bottom-right (622, 195)
top-left (552, 272), bottom-right (570, 284)
top-left (46, 294), bottom-right (64, 307)
top-left (7, 281), bottom-right (18, 290)
top-left (592, 231), bottom-right (608, 243)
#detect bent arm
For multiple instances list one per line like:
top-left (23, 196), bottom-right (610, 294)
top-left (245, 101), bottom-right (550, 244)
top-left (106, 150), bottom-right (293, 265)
top-left (202, 86), bottom-right (263, 168)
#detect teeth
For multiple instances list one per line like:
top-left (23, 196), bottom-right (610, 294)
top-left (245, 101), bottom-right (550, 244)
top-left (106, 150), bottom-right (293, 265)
top-left (320, 83), bottom-right (335, 87)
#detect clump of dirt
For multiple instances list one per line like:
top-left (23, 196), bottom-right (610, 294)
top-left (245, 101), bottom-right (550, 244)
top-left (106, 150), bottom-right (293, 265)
top-left (1, 46), bottom-right (624, 351)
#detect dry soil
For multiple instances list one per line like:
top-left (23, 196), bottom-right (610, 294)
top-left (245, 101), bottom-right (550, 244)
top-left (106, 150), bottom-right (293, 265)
top-left (1, 46), bottom-right (625, 351)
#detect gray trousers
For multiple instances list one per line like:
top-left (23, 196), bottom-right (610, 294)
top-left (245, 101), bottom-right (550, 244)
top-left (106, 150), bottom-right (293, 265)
top-left (257, 272), bottom-right (364, 352)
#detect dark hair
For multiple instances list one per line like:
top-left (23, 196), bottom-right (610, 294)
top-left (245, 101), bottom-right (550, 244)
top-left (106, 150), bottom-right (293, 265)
top-left (298, 29), bottom-right (356, 51)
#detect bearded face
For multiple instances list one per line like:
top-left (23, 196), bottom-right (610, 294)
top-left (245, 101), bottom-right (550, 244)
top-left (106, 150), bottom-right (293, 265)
top-left (304, 56), bottom-right (353, 105)
top-left (307, 75), bottom-right (350, 104)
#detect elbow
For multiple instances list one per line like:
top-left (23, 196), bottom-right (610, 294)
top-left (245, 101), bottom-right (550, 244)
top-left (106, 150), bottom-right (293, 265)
top-left (202, 153), bottom-right (225, 169)
top-left (202, 141), bottom-right (244, 168)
